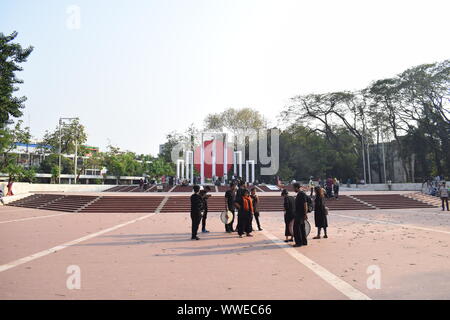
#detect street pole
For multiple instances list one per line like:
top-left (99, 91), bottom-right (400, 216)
top-left (381, 130), bottom-right (387, 184)
top-left (366, 136), bottom-right (372, 184)
top-left (361, 136), bottom-right (366, 184)
top-left (58, 119), bottom-right (62, 184)
top-left (74, 137), bottom-right (78, 184)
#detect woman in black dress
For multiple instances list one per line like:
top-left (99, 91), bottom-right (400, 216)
top-left (313, 186), bottom-right (328, 239)
top-left (281, 189), bottom-right (294, 242)
top-left (251, 188), bottom-right (262, 231)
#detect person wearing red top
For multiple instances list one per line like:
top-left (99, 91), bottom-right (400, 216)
top-left (238, 189), bottom-right (254, 238)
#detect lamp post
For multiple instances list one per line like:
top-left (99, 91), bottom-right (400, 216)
top-left (58, 117), bottom-right (79, 184)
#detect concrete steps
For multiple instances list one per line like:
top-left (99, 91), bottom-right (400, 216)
top-left (80, 196), bottom-right (165, 213)
top-left (404, 192), bottom-right (441, 206)
top-left (351, 194), bottom-right (436, 209)
top-left (7, 193), bottom-right (437, 214)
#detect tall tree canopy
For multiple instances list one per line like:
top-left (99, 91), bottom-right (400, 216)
top-left (0, 31), bottom-right (33, 127)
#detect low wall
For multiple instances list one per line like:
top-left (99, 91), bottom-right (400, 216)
top-left (0, 182), bottom-right (112, 195)
top-left (340, 183), bottom-right (422, 191)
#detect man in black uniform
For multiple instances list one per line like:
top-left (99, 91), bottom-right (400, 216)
top-left (200, 186), bottom-right (212, 233)
top-left (190, 185), bottom-right (203, 240)
top-left (293, 183), bottom-right (308, 247)
top-left (224, 183), bottom-right (237, 232)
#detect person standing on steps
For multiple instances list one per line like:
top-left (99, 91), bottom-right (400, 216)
top-left (293, 183), bottom-right (308, 247)
top-left (333, 177), bottom-right (340, 200)
top-left (251, 187), bottom-right (262, 231)
top-left (190, 185), bottom-right (204, 240)
top-left (312, 186), bottom-right (328, 239)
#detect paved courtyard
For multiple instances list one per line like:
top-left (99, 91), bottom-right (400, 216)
top-left (1, 198), bottom-right (449, 299)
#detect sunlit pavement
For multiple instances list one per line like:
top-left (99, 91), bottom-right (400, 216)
top-left (1, 205), bottom-right (449, 299)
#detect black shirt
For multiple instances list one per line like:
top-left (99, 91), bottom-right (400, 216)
top-left (225, 190), bottom-right (236, 211)
top-left (251, 194), bottom-right (259, 213)
top-left (284, 196), bottom-right (295, 219)
top-left (190, 193), bottom-right (203, 215)
top-left (202, 195), bottom-right (209, 212)
top-left (295, 191), bottom-right (307, 219)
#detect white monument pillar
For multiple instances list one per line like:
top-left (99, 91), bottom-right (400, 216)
top-left (185, 151), bottom-right (193, 184)
top-left (176, 159), bottom-right (185, 180)
top-left (234, 151), bottom-right (242, 178)
top-left (223, 134), bottom-right (228, 183)
top-left (212, 136), bottom-right (216, 181)
top-left (200, 133), bottom-right (205, 185)
top-left (246, 160), bottom-right (255, 183)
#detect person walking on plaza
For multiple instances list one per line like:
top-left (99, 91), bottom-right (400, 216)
top-left (251, 187), bottom-right (262, 231)
top-left (190, 185), bottom-right (204, 240)
top-left (308, 176), bottom-right (315, 197)
top-left (237, 189), bottom-right (254, 237)
top-left (439, 182), bottom-right (449, 211)
top-left (281, 189), bottom-right (295, 242)
top-left (293, 183), bottom-right (308, 247)
top-left (224, 183), bottom-right (237, 232)
top-left (313, 186), bottom-right (328, 239)
top-left (200, 186), bottom-right (212, 233)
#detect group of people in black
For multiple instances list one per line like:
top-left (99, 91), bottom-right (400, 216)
top-left (190, 180), bottom-right (263, 240)
top-left (190, 181), bottom-right (328, 246)
top-left (224, 180), bottom-right (263, 238)
top-left (282, 183), bottom-right (328, 247)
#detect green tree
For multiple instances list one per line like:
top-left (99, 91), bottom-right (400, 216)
top-left (204, 107), bottom-right (267, 137)
top-left (0, 31), bottom-right (33, 127)
top-left (147, 157), bottom-right (175, 180)
top-left (38, 154), bottom-right (73, 175)
top-left (41, 118), bottom-right (87, 155)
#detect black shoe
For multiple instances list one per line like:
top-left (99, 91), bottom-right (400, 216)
top-left (284, 240), bottom-right (289, 242)
top-left (191, 236), bottom-right (200, 240)
top-left (293, 244), bottom-right (302, 247)
top-left (202, 229), bottom-right (209, 233)
top-left (288, 239), bottom-right (294, 242)
top-left (258, 228), bottom-right (263, 231)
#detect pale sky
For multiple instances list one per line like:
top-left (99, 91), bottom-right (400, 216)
top-left (1, 0), bottom-right (449, 155)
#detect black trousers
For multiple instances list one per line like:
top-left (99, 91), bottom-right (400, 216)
top-left (293, 218), bottom-right (308, 246)
top-left (225, 209), bottom-right (235, 232)
top-left (254, 211), bottom-right (261, 230)
top-left (284, 215), bottom-right (294, 237)
top-left (237, 211), bottom-right (252, 235)
top-left (191, 212), bottom-right (202, 238)
top-left (442, 197), bottom-right (449, 210)
top-left (201, 210), bottom-right (208, 230)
